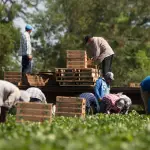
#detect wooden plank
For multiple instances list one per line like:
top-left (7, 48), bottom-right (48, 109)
top-left (56, 107), bottom-right (85, 113)
top-left (17, 102), bottom-right (52, 110)
top-left (56, 102), bottom-right (84, 107)
top-left (55, 68), bottom-right (97, 71)
top-left (56, 96), bottom-right (86, 103)
top-left (67, 61), bottom-right (87, 65)
top-left (4, 72), bottom-right (21, 75)
top-left (16, 108), bottom-right (52, 116)
top-left (59, 83), bottom-right (95, 86)
top-left (55, 112), bottom-right (85, 117)
top-left (16, 114), bottom-right (52, 122)
top-left (67, 55), bottom-right (87, 59)
top-left (56, 79), bottom-right (96, 82)
top-left (66, 50), bottom-right (86, 53)
top-left (129, 83), bottom-right (140, 87)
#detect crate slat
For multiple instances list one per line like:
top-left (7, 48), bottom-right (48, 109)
top-left (55, 112), bottom-right (85, 117)
top-left (17, 102), bottom-right (52, 110)
top-left (17, 108), bottom-right (52, 116)
top-left (16, 115), bottom-right (52, 122)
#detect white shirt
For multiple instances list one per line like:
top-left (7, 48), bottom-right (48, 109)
top-left (18, 31), bottom-right (32, 56)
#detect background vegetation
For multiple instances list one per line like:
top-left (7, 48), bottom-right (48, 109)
top-left (0, 0), bottom-right (150, 86)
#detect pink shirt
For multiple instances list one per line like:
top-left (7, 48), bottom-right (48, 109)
top-left (102, 94), bottom-right (120, 113)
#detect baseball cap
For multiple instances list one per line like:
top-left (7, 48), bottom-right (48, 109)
top-left (116, 99), bottom-right (125, 109)
top-left (25, 24), bottom-right (32, 31)
top-left (105, 72), bottom-right (114, 80)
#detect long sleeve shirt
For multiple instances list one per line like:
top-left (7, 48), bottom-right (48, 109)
top-left (94, 77), bottom-right (110, 100)
top-left (102, 94), bottom-right (132, 114)
top-left (89, 37), bottom-right (114, 62)
top-left (119, 95), bottom-right (132, 114)
top-left (26, 87), bottom-right (47, 104)
top-left (0, 80), bottom-right (20, 109)
top-left (18, 31), bottom-right (32, 56)
top-left (79, 92), bottom-right (100, 113)
top-left (102, 94), bottom-right (120, 113)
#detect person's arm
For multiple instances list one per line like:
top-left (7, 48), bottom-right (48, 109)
top-left (94, 79), bottom-right (103, 102)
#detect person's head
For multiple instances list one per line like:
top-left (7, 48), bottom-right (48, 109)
top-left (104, 72), bottom-right (114, 84)
top-left (115, 99), bottom-right (125, 112)
top-left (84, 35), bottom-right (93, 44)
top-left (25, 24), bottom-right (32, 33)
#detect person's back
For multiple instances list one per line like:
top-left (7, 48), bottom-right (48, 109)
top-left (93, 37), bottom-right (114, 61)
top-left (79, 92), bottom-right (100, 114)
top-left (140, 76), bottom-right (150, 92)
top-left (0, 80), bottom-right (20, 107)
top-left (26, 87), bottom-right (47, 103)
top-left (94, 77), bottom-right (110, 101)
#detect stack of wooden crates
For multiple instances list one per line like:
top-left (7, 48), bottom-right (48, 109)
top-left (55, 50), bottom-right (99, 86)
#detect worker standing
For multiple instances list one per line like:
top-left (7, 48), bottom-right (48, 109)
top-left (140, 76), bottom-right (150, 114)
top-left (84, 35), bottom-right (114, 77)
top-left (19, 24), bottom-right (33, 83)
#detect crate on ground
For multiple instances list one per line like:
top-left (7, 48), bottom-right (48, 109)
top-left (66, 50), bottom-right (87, 68)
top-left (55, 68), bottom-right (99, 86)
top-left (4, 71), bottom-right (21, 85)
top-left (26, 74), bottom-right (46, 86)
top-left (129, 82), bottom-right (140, 87)
top-left (16, 102), bottom-right (52, 123)
top-left (55, 96), bottom-right (86, 117)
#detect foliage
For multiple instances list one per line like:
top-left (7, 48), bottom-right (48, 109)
top-left (30, 0), bottom-right (150, 85)
top-left (0, 112), bottom-right (150, 150)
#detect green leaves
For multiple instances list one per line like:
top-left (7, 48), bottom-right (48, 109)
top-left (0, 113), bottom-right (149, 150)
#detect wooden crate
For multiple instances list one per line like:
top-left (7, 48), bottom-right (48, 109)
top-left (55, 68), bottom-right (99, 86)
top-left (66, 50), bottom-right (87, 68)
top-left (4, 72), bottom-right (21, 85)
top-left (26, 74), bottom-right (46, 86)
top-left (129, 82), bottom-right (140, 87)
top-left (55, 96), bottom-right (86, 117)
top-left (16, 102), bottom-right (52, 123)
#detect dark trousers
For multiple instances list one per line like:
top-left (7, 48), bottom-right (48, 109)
top-left (99, 55), bottom-right (113, 77)
top-left (22, 55), bottom-right (32, 75)
top-left (30, 98), bottom-right (41, 103)
top-left (0, 107), bottom-right (9, 123)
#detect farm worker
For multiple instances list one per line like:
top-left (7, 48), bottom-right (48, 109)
top-left (100, 93), bottom-right (132, 114)
top-left (94, 72), bottom-right (114, 101)
top-left (140, 76), bottom-right (150, 114)
top-left (0, 80), bottom-right (29, 123)
top-left (26, 87), bottom-right (47, 104)
top-left (84, 35), bottom-right (114, 77)
top-left (19, 90), bottom-right (30, 102)
top-left (79, 92), bottom-right (100, 114)
top-left (19, 24), bottom-right (33, 83)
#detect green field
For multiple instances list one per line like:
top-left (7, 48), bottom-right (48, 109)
top-left (0, 111), bottom-right (150, 150)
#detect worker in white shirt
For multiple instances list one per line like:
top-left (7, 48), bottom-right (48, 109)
top-left (26, 87), bottom-right (47, 104)
top-left (19, 24), bottom-right (33, 83)
top-left (0, 80), bottom-right (29, 123)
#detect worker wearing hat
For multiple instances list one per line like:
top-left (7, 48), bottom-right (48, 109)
top-left (100, 93), bottom-right (132, 114)
top-left (19, 24), bottom-right (33, 83)
top-left (84, 35), bottom-right (114, 77)
top-left (94, 72), bottom-right (114, 100)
